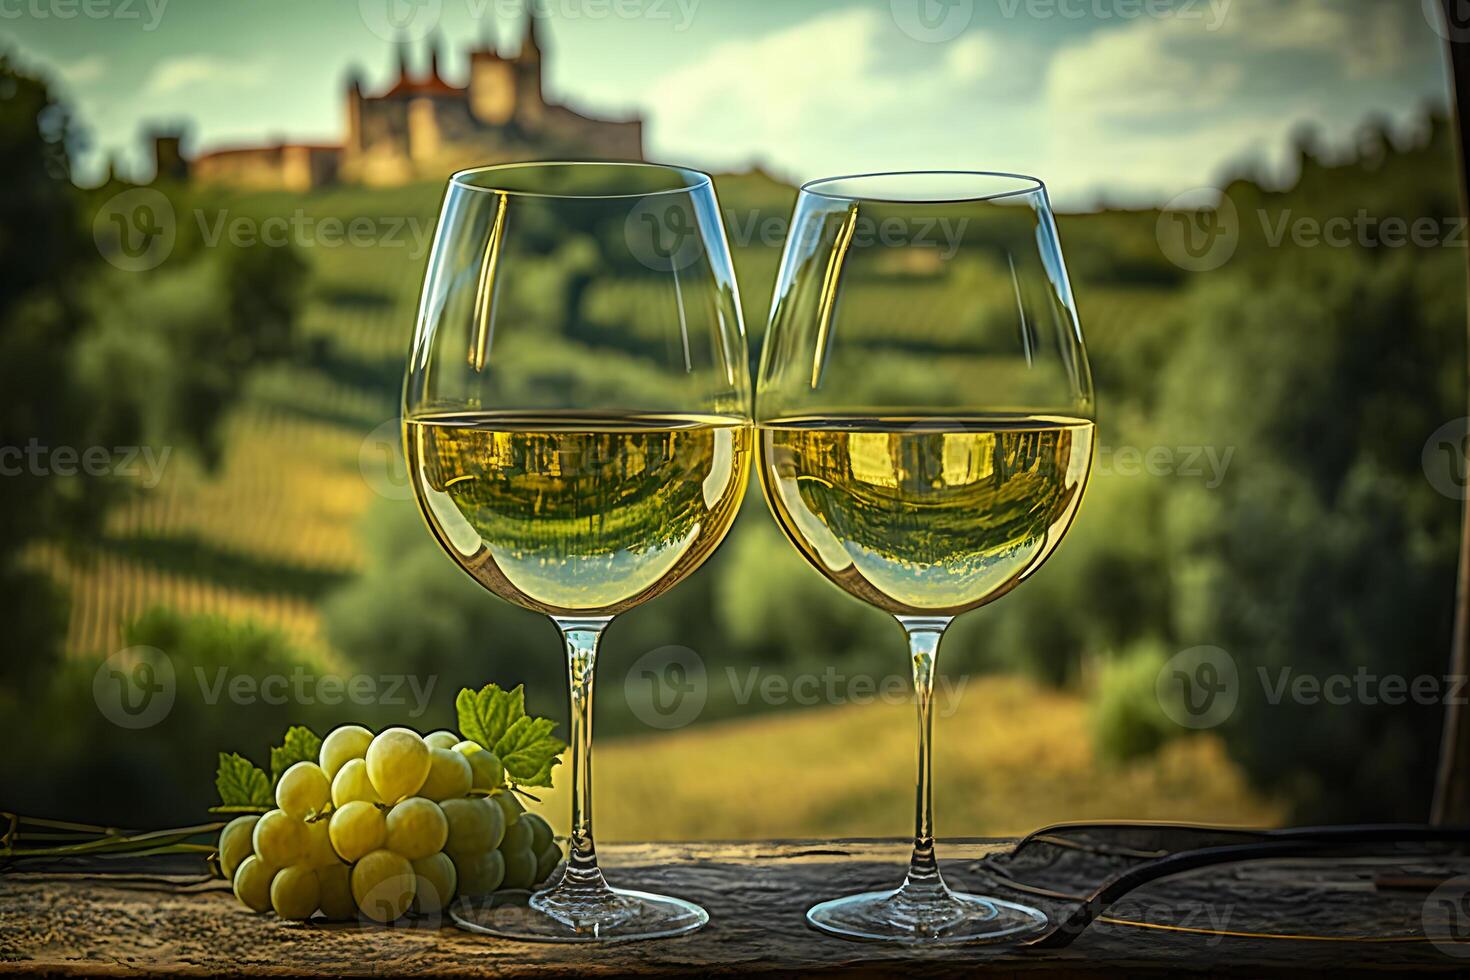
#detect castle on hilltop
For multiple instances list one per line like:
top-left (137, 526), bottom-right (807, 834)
top-left (155, 5), bottom-right (643, 190)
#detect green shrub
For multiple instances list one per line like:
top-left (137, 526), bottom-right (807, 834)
top-left (1091, 640), bottom-right (1178, 764)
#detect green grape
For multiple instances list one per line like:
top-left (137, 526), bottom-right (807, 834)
top-left (329, 800), bottom-right (386, 863)
top-left (316, 862), bottom-right (356, 921)
top-left (319, 724), bottom-right (374, 779)
top-left (500, 847), bottom-right (537, 890)
top-left (410, 852), bottom-right (457, 915)
top-left (252, 809), bottom-right (307, 868)
top-left (418, 747), bottom-right (473, 802)
top-left (521, 813), bottom-right (553, 855)
top-left (304, 818), bottom-right (339, 868)
top-left (331, 757), bottom-right (381, 807)
top-left (441, 797), bottom-right (505, 858)
top-left (351, 849), bottom-right (416, 923)
top-left (366, 728), bottom-right (431, 803)
top-left (233, 855), bottom-right (277, 913)
top-left (384, 797), bottom-right (448, 861)
top-left (424, 730), bottom-right (460, 750)
top-left (500, 814), bottom-right (533, 854)
top-left (276, 761), bottom-right (331, 820)
top-left (491, 789), bottom-right (524, 827)
top-left (217, 815), bottom-right (259, 880)
top-left (534, 841), bottom-right (563, 884)
top-left (271, 864), bottom-right (321, 921)
top-left (452, 849), bottom-right (505, 898)
top-left (454, 741), bottom-right (504, 792)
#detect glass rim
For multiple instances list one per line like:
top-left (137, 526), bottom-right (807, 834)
top-left (799, 169), bottom-right (1046, 205)
top-left (447, 160), bottom-right (714, 200)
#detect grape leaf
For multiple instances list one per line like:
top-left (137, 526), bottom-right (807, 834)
top-left (493, 716), bottom-right (565, 788)
top-left (269, 725), bottom-right (322, 784)
top-left (216, 752), bottom-right (272, 807)
top-left (457, 683), bottom-right (526, 751)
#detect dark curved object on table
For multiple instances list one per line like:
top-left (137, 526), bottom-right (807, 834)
top-left (968, 821), bottom-right (1470, 949)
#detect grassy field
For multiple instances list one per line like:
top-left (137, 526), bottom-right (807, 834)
top-left (532, 673), bottom-right (1282, 840)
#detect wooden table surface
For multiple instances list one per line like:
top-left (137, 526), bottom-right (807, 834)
top-left (3, 839), bottom-right (1469, 976)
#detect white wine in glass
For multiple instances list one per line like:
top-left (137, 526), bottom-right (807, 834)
top-left (756, 172), bottom-right (1095, 943)
top-left (404, 163), bottom-right (751, 942)
top-left (407, 412), bottom-right (750, 616)
top-left (762, 416), bottom-right (1092, 615)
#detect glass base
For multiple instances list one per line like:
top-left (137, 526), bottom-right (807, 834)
top-left (807, 883), bottom-right (1048, 945)
top-left (451, 884), bottom-right (708, 943)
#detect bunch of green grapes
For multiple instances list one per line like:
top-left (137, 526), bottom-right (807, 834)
top-left (218, 726), bottom-right (563, 923)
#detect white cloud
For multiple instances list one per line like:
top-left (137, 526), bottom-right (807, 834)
top-left (58, 55), bottom-right (107, 85)
top-left (1046, 0), bottom-right (1417, 133)
top-left (1216, 1), bottom-right (1412, 78)
top-left (1045, 17), bottom-right (1244, 124)
top-left (645, 8), bottom-right (897, 160)
top-left (943, 32), bottom-right (1002, 84)
top-left (1054, 111), bottom-right (1306, 205)
top-left (1041, 16), bottom-right (1270, 204)
top-left (143, 56), bottom-right (267, 96)
top-left (1028, 0), bottom-right (1432, 203)
top-left (642, 8), bottom-right (1020, 174)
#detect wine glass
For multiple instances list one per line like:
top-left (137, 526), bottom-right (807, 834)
top-left (403, 162), bottom-right (750, 941)
top-left (755, 171), bottom-right (1094, 943)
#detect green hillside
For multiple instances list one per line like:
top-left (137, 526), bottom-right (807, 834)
top-left (39, 171), bottom-right (1175, 666)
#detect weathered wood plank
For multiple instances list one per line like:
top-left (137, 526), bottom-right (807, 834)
top-left (1, 840), bottom-right (1466, 976)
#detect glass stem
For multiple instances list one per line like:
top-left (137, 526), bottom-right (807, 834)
top-left (553, 616), bottom-right (613, 897)
top-left (898, 615), bottom-right (953, 895)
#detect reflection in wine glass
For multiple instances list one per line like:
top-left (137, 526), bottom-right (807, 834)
top-left (756, 171), bottom-right (1094, 943)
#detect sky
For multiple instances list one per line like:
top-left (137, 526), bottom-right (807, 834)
top-left (1, 0), bottom-right (1452, 207)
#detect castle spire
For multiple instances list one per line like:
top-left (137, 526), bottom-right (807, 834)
top-left (521, 0), bottom-right (542, 61)
top-left (395, 35), bottom-right (411, 82)
top-left (426, 30), bottom-right (443, 81)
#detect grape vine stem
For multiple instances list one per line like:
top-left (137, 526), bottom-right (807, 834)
top-left (0, 813), bottom-right (224, 865)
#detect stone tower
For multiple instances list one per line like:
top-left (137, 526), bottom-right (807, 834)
top-left (513, 3), bottom-right (544, 128)
top-left (344, 67), bottom-right (364, 156)
top-left (150, 129), bottom-right (188, 182)
top-left (468, 15), bottom-right (516, 125)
